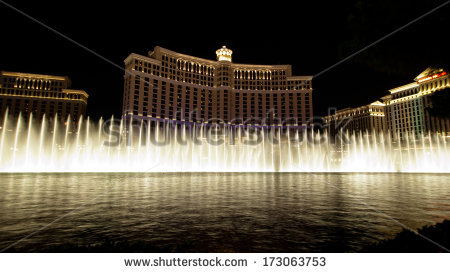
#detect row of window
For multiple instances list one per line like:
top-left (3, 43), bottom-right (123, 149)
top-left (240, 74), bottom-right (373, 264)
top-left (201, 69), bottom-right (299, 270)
top-left (1, 77), bottom-right (65, 90)
top-left (0, 88), bottom-right (85, 101)
top-left (125, 76), bottom-right (312, 123)
top-left (129, 56), bottom-right (311, 90)
top-left (393, 77), bottom-right (449, 100)
top-left (0, 97), bottom-right (83, 121)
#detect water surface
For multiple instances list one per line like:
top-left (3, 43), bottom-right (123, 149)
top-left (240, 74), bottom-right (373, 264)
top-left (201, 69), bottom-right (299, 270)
top-left (0, 173), bottom-right (449, 252)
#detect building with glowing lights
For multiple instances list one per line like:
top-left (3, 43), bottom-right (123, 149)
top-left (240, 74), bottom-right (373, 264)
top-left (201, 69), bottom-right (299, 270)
top-left (322, 101), bottom-right (386, 137)
top-left (122, 46), bottom-right (313, 127)
top-left (323, 67), bottom-right (450, 138)
top-left (0, 71), bottom-right (88, 122)
top-left (385, 67), bottom-right (449, 138)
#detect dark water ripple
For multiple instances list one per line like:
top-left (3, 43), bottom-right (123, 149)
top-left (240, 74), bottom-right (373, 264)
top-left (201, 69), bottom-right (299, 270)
top-left (0, 173), bottom-right (449, 252)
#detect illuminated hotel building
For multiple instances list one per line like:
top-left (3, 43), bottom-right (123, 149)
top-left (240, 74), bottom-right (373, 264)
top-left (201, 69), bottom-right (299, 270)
top-left (323, 67), bottom-right (450, 138)
top-left (385, 67), bottom-right (449, 138)
top-left (122, 46), bottom-right (313, 127)
top-left (322, 101), bottom-right (386, 136)
top-left (0, 71), bottom-right (88, 122)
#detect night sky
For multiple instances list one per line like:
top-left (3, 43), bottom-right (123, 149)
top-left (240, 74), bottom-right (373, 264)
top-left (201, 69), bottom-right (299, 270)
top-left (1, 0), bottom-right (449, 120)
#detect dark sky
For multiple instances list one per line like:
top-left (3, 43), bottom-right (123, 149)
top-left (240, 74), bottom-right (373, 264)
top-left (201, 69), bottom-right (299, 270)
top-left (1, 0), bottom-right (449, 120)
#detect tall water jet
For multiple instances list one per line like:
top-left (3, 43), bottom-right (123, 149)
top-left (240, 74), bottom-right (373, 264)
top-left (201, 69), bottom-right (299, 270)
top-left (0, 114), bottom-right (449, 173)
top-left (50, 114), bottom-right (58, 166)
top-left (37, 114), bottom-right (46, 168)
top-left (25, 113), bottom-right (33, 166)
top-left (12, 113), bottom-right (22, 168)
top-left (0, 108), bottom-right (8, 166)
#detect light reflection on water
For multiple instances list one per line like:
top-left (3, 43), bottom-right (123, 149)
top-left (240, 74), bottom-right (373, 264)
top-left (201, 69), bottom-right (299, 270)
top-left (0, 173), bottom-right (449, 252)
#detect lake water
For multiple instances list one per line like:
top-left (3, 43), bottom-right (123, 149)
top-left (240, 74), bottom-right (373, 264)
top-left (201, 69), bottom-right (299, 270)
top-left (0, 173), bottom-right (449, 252)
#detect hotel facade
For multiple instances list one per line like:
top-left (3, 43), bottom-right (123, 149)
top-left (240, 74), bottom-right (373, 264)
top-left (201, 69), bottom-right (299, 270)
top-left (122, 46), bottom-right (313, 127)
top-left (385, 68), bottom-right (449, 138)
top-left (0, 71), bottom-right (88, 122)
top-left (323, 101), bottom-right (386, 137)
top-left (323, 67), bottom-right (450, 138)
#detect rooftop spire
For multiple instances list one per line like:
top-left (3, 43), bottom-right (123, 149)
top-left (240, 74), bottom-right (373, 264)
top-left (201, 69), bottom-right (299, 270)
top-left (216, 46), bottom-right (233, 62)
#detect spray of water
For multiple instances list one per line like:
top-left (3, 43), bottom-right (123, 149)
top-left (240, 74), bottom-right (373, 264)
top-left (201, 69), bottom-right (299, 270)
top-left (0, 112), bottom-right (448, 172)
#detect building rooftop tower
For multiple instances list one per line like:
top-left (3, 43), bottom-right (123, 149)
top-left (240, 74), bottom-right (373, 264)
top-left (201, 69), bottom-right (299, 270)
top-left (215, 46), bottom-right (233, 62)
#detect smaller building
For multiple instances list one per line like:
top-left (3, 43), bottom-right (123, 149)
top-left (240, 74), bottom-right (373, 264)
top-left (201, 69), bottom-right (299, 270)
top-left (0, 71), bottom-right (88, 122)
top-left (385, 67), bottom-right (449, 138)
top-left (323, 67), bottom-right (450, 139)
top-left (323, 101), bottom-right (386, 137)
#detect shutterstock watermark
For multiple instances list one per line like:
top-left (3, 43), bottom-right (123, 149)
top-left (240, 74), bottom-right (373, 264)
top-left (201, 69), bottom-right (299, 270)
top-left (100, 108), bottom-right (356, 147)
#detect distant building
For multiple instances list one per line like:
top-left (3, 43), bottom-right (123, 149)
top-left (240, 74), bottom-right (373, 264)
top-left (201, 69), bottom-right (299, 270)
top-left (323, 101), bottom-right (386, 137)
top-left (323, 67), bottom-right (450, 138)
top-left (0, 71), bottom-right (88, 122)
top-left (385, 67), bottom-right (449, 138)
top-left (122, 46), bottom-right (313, 127)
